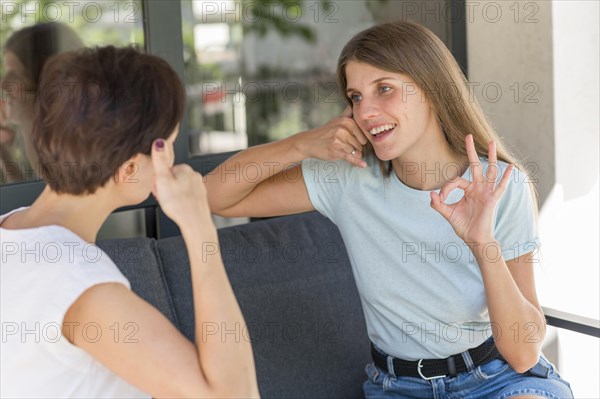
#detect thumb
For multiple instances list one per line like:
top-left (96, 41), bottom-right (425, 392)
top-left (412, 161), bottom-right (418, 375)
top-left (151, 138), bottom-right (173, 180)
top-left (341, 106), bottom-right (353, 119)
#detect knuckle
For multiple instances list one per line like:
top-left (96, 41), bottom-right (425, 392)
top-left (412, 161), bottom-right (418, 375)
top-left (333, 129), bottom-right (345, 139)
top-left (341, 118), bottom-right (353, 127)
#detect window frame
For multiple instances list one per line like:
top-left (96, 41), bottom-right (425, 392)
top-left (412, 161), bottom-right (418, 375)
top-left (1, 0), bottom-right (597, 337)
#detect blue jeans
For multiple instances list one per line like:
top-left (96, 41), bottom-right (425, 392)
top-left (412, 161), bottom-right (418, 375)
top-left (363, 348), bottom-right (573, 399)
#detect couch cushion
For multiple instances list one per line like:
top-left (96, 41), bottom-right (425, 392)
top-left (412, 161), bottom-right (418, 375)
top-left (97, 237), bottom-right (179, 327)
top-left (158, 211), bottom-right (370, 399)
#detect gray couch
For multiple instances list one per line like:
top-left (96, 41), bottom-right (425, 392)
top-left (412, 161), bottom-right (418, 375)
top-left (98, 211), bottom-right (371, 398)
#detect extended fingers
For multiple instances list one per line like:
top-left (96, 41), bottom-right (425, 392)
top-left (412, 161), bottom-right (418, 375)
top-left (151, 139), bottom-right (173, 180)
top-left (493, 163), bottom-right (514, 199)
top-left (465, 134), bottom-right (483, 182)
top-left (486, 141), bottom-right (499, 186)
top-left (152, 139), bottom-right (171, 176)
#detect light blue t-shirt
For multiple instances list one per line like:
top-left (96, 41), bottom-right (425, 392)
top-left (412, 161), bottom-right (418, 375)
top-left (302, 157), bottom-right (539, 360)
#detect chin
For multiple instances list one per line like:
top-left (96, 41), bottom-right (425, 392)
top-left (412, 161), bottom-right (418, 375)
top-left (125, 191), bottom-right (152, 206)
top-left (373, 148), bottom-right (399, 162)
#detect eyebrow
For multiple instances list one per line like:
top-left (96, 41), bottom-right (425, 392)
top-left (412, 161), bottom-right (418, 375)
top-left (346, 77), bottom-right (396, 94)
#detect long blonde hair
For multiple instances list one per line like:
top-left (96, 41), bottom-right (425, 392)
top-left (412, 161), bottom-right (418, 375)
top-left (337, 21), bottom-right (538, 212)
top-left (336, 21), bottom-right (538, 208)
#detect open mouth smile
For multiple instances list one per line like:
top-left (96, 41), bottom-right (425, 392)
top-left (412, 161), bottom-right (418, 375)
top-left (367, 123), bottom-right (396, 142)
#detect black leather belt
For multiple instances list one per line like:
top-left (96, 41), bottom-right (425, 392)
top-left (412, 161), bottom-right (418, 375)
top-left (371, 338), bottom-right (502, 380)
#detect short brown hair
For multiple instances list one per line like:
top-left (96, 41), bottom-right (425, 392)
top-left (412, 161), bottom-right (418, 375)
top-left (33, 46), bottom-right (185, 194)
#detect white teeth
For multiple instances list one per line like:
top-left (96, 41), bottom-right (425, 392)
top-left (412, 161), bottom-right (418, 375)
top-left (368, 124), bottom-right (396, 135)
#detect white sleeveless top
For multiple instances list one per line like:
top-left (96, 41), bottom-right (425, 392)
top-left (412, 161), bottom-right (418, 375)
top-left (0, 208), bottom-right (149, 398)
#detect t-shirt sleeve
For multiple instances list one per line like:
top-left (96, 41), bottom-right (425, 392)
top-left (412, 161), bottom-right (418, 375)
top-left (44, 248), bottom-right (131, 328)
top-left (301, 158), bottom-right (353, 223)
top-left (494, 164), bottom-right (540, 261)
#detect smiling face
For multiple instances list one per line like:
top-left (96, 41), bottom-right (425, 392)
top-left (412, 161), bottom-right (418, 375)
top-left (345, 61), bottom-right (443, 163)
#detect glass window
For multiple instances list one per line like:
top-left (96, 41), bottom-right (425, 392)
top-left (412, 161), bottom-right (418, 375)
top-left (180, 0), bottom-right (453, 156)
top-left (0, 0), bottom-right (144, 185)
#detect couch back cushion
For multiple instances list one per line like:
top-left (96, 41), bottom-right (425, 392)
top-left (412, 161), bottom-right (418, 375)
top-left (158, 211), bottom-right (370, 398)
top-left (96, 237), bottom-right (179, 326)
top-left (100, 212), bottom-right (371, 398)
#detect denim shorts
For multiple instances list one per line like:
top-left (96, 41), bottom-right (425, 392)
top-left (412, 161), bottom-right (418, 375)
top-left (363, 347), bottom-right (573, 399)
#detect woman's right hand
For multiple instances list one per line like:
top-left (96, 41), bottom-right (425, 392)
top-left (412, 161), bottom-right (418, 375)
top-left (151, 138), bottom-right (212, 230)
top-left (296, 107), bottom-right (368, 168)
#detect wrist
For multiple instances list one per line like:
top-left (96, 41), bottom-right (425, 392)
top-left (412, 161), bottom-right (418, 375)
top-left (463, 234), bottom-right (497, 249)
top-left (465, 239), bottom-right (502, 261)
top-left (179, 212), bottom-right (217, 240)
top-left (288, 130), bottom-right (312, 160)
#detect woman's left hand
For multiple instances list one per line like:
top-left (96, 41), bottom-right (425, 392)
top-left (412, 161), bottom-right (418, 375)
top-left (430, 134), bottom-right (513, 246)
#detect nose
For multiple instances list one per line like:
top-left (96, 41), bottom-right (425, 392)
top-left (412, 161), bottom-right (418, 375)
top-left (355, 97), bottom-right (380, 122)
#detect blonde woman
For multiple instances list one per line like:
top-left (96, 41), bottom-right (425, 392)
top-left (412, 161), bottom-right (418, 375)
top-left (205, 21), bottom-right (572, 398)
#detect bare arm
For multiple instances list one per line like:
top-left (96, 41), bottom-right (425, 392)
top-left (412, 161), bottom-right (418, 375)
top-left (63, 139), bottom-right (259, 398)
top-left (431, 136), bottom-right (544, 373)
top-left (471, 248), bottom-right (545, 373)
top-left (205, 108), bottom-right (368, 218)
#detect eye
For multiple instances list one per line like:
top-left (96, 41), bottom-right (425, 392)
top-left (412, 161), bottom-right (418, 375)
top-left (349, 93), bottom-right (362, 103)
top-left (378, 85), bottom-right (392, 94)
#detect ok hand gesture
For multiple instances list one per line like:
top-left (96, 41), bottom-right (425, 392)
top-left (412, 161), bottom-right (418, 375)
top-left (430, 134), bottom-right (513, 246)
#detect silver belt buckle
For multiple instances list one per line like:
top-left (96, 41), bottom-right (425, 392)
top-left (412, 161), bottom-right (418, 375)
top-left (417, 359), bottom-right (447, 380)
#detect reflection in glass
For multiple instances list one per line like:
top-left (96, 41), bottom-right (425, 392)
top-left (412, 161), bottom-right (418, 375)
top-left (181, 0), bottom-right (355, 156)
top-left (0, 0), bottom-right (144, 185)
top-left (181, 0), bottom-right (452, 156)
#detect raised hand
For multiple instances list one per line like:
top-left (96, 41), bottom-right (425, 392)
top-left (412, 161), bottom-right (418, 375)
top-left (430, 134), bottom-right (513, 245)
top-left (151, 138), bottom-right (211, 228)
top-left (297, 106), bottom-right (368, 168)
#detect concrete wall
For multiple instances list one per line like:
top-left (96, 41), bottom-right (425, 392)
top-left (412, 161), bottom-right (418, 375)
top-left (468, 2), bottom-right (599, 396)
top-left (552, 0), bottom-right (599, 200)
top-left (467, 0), bottom-right (555, 204)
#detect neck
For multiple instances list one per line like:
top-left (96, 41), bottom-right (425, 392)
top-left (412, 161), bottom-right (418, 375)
top-left (391, 126), bottom-right (468, 191)
top-left (16, 185), bottom-right (119, 243)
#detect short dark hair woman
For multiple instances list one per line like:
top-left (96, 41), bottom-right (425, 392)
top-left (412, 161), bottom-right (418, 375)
top-left (0, 46), bottom-right (259, 398)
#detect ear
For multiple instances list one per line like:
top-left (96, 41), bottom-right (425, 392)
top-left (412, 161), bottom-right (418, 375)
top-left (114, 153), bottom-right (144, 185)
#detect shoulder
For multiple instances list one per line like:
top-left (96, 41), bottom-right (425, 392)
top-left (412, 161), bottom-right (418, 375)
top-left (490, 160), bottom-right (538, 229)
top-left (498, 161), bottom-right (535, 206)
top-left (477, 158), bottom-right (534, 203)
top-left (301, 156), bottom-right (379, 184)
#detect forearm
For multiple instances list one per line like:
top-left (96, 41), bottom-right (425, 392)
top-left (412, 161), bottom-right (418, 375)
top-left (181, 220), bottom-right (259, 397)
top-left (471, 241), bottom-right (545, 373)
top-left (205, 133), bottom-right (307, 213)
